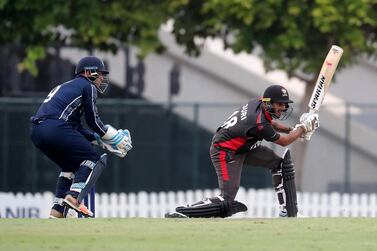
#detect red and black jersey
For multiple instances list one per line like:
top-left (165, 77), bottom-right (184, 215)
top-left (212, 99), bottom-right (280, 153)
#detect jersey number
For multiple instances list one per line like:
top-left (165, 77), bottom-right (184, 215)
top-left (43, 85), bottom-right (61, 103)
top-left (221, 111), bottom-right (239, 129)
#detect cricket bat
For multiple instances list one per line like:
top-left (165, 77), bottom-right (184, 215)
top-left (305, 45), bottom-right (344, 139)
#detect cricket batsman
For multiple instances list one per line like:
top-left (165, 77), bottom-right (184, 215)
top-left (30, 56), bottom-right (133, 218)
top-left (166, 85), bottom-right (319, 218)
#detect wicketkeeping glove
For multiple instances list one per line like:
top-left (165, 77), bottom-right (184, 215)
top-left (93, 133), bottom-right (127, 158)
top-left (118, 129), bottom-right (132, 152)
top-left (93, 125), bottom-right (133, 158)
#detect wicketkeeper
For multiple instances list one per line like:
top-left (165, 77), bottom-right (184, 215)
top-left (30, 56), bottom-right (133, 218)
top-left (166, 85), bottom-right (319, 218)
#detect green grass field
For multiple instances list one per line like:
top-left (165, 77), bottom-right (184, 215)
top-left (1, 218), bottom-right (376, 251)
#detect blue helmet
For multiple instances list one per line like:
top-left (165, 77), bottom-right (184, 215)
top-left (75, 56), bottom-right (109, 75)
top-left (75, 56), bottom-right (109, 93)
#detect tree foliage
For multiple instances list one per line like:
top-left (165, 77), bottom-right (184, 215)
top-left (1, 0), bottom-right (376, 80)
top-left (170, 0), bottom-right (377, 83)
top-left (0, 0), bottom-right (171, 75)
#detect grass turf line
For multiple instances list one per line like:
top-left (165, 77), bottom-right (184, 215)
top-left (0, 218), bottom-right (376, 251)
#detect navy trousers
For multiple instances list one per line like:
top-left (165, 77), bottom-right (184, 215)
top-left (30, 119), bottom-right (100, 172)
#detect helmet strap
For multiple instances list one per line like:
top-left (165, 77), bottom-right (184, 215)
top-left (263, 101), bottom-right (278, 118)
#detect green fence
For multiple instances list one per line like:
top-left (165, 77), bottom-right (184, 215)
top-left (1, 98), bottom-right (377, 194)
top-left (0, 98), bottom-right (272, 194)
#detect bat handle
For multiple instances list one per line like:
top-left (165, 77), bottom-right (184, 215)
top-left (303, 109), bottom-right (316, 141)
top-left (307, 109), bottom-right (316, 116)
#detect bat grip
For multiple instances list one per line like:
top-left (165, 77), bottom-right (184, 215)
top-left (307, 109), bottom-right (316, 116)
top-left (303, 109), bottom-right (316, 141)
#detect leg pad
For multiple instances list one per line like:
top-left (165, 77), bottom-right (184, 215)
top-left (77, 154), bottom-right (107, 203)
top-left (282, 149), bottom-right (298, 217)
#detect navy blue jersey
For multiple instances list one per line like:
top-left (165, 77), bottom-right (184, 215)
top-left (32, 76), bottom-right (107, 141)
top-left (212, 99), bottom-right (279, 153)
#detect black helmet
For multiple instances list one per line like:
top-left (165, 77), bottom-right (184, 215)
top-left (75, 56), bottom-right (109, 75)
top-left (262, 85), bottom-right (293, 104)
top-left (75, 56), bottom-right (109, 93)
top-left (262, 85), bottom-right (293, 120)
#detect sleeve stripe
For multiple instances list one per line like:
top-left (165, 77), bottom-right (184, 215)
top-left (91, 85), bottom-right (106, 134)
top-left (59, 96), bottom-right (82, 121)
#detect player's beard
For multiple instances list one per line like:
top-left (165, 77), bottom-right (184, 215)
top-left (271, 107), bottom-right (292, 120)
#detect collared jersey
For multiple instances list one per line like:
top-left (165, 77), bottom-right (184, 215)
top-left (33, 76), bottom-right (107, 138)
top-left (212, 99), bottom-right (280, 153)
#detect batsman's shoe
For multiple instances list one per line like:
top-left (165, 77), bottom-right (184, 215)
top-left (164, 211), bottom-right (188, 218)
top-left (63, 194), bottom-right (93, 218)
top-left (279, 209), bottom-right (288, 218)
top-left (279, 210), bottom-right (307, 218)
top-left (297, 212), bottom-right (308, 218)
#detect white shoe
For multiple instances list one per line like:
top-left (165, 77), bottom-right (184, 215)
top-left (279, 210), bottom-right (307, 218)
top-left (297, 212), bottom-right (308, 218)
top-left (165, 212), bottom-right (188, 218)
top-left (279, 209), bottom-right (288, 218)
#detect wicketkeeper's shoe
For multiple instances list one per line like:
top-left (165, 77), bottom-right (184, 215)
top-left (164, 211), bottom-right (188, 218)
top-left (49, 208), bottom-right (64, 219)
top-left (63, 194), bottom-right (93, 218)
